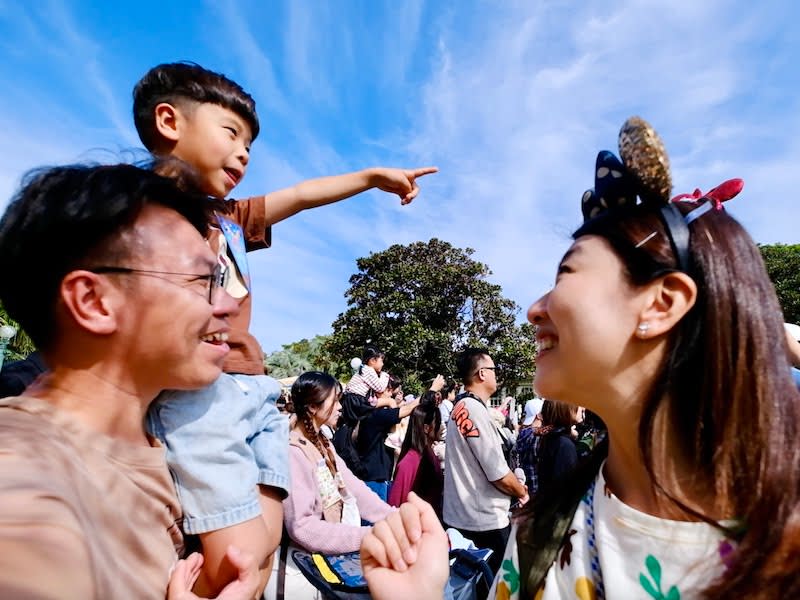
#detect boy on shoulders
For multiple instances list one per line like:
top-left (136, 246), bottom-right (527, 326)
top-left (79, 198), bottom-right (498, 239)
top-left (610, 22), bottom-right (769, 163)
top-left (132, 61), bottom-right (437, 596)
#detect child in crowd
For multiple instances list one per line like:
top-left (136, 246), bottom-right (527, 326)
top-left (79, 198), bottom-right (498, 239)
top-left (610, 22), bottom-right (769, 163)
top-left (343, 345), bottom-right (390, 405)
top-left (134, 62), bottom-right (436, 595)
top-left (355, 376), bottom-right (418, 501)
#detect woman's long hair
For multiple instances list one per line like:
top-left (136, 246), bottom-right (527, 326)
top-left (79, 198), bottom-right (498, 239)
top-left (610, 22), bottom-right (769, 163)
top-left (398, 400), bottom-right (443, 512)
top-left (399, 401), bottom-right (442, 462)
top-left (540, 399), bottom-right (578, 429)
top-left (571, 201), bottom-right (800, 598)
top-left (290, 371), bottom-right (342, 475)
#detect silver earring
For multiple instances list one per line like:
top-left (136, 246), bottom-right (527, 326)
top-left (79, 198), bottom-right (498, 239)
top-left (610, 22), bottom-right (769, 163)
top-left (637, 322), bottom-right (649, 335)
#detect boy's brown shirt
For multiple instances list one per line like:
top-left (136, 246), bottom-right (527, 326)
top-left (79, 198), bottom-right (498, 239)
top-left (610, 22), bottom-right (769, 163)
top-left (212, 196), bottom-right (271, 375)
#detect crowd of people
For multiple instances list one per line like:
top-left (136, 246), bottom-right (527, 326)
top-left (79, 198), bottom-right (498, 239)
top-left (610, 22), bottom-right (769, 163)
top-left (0, 60), bottom-right (799, 600)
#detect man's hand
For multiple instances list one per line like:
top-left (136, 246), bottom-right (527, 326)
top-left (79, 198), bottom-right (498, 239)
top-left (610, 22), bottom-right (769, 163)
top-left (167, 546), bottom-right (259, 600)
top-left (369, 167), bottom-right (438, 205)
top-left (361, 493), bottom-right (449, 600)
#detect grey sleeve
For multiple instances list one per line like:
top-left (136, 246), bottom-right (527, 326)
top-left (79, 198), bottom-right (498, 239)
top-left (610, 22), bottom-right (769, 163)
top-left (462, 398), bottom-right (510, 482)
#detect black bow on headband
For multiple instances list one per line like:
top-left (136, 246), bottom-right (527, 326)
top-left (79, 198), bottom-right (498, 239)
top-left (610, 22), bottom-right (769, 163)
top-left (579, 116), bottom-right (743, 272)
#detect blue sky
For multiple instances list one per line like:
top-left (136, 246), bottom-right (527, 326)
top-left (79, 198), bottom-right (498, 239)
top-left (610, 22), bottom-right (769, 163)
top-left (1, 1), bottom-right (799, 353)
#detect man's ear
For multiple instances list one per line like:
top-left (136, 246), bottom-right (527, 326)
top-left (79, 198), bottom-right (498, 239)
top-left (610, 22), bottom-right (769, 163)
top-left (60, 271), bottom-right (119, 336)
top-left (637, 272), bottom-right (697, 338)
top-left (154, 102), bottom-right (182, 143)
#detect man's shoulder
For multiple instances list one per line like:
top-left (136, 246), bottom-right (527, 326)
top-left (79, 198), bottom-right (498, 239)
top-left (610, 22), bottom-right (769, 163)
top-left (0, 398), bottom-right (87, 472)
top-left (0, 407), bottom-right (78, 499)
top-left (447, 396), bottom-right (492, 444)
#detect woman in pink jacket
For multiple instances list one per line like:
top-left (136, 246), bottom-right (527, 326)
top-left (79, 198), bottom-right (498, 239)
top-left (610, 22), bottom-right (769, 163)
top-left (273, 372), bottom-right (395, 599)
top-left (283, 371), bottom-right (394, 554)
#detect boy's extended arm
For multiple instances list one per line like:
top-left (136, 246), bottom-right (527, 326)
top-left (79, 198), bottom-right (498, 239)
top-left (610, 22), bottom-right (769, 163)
top-left (260, 166), bottom-right (438, 225)
top-left (193, 487), bottom-right (283, 598)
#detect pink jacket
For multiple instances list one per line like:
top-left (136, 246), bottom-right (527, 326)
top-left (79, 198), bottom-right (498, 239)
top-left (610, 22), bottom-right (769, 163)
top-left (284, 440), bottom-right (394, 554)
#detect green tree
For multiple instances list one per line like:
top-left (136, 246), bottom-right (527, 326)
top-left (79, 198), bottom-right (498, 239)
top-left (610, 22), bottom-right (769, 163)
top-left (324, 238), bottom-right (536, 394)
top-left (264, 334), bottom-right (347, 378)
top-left (759, 244), bottom-right (800, 324)
top-left (0, 301), bottom-right (36, 362)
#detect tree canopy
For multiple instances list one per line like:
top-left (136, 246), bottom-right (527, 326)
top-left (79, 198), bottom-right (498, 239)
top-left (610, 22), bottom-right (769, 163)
top-left (324, 238), bottom-right (536, 393)
top-left (0, 302), bottom-right (36, 362)
top-left (759, 243), bottom-right (800, 324)
top-left (264, 335), bottom-right (348, 379)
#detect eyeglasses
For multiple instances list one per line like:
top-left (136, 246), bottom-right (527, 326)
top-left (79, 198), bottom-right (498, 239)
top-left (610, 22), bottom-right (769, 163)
top-left (88, 264), bottom-right (227, 304)
top-left (475, 366), bottom-right (497, 376)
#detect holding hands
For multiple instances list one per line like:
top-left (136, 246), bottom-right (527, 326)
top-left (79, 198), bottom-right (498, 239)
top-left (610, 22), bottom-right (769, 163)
top-left (361, 493), bottom-right (449, 600)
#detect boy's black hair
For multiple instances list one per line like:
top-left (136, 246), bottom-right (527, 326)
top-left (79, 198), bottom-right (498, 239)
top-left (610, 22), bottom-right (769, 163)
top-left (132, 61), bottom-right (260, 151)
top-left (0, 163), bottom-right (211, 350)
top-left (456, 347), bottom-right (490, 384)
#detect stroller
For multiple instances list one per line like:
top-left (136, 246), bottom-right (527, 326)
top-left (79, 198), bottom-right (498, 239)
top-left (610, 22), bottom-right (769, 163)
top-left (288, 547), bottom-right (494, 600)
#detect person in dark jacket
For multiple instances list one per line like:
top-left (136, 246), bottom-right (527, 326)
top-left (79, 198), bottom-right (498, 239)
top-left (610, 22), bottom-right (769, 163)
top-left (0, 351), bottom-right (46, 398)
top-left (356, 377), bottom-right (418, 501)
top-left (532, 400), bottom-right (583, 495)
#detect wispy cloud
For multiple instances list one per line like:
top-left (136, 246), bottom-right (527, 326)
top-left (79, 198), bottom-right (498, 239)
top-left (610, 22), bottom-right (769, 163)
top-left (0, 0), bottom-right (797, 351)
top-left (384, 0), bottom-right (800, 313)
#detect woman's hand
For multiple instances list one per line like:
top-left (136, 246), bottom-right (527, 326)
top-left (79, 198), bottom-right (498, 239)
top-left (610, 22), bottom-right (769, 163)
top-left (361, 493), bottom-right (449, 600)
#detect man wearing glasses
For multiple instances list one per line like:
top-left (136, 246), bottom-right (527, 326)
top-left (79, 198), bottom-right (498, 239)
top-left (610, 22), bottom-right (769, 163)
top-left (0, 164), bottom-right (258, 598)
top-left (442, 347), bottom-right (529, 576)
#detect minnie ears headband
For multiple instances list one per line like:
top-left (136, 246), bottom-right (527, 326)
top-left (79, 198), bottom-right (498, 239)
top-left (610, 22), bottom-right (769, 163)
top-left (580, 116), bottom-right (743, 271)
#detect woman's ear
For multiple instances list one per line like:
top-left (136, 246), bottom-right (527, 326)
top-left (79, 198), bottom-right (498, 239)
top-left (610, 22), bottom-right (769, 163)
top-left (636, 272), bottom-right (697, 339)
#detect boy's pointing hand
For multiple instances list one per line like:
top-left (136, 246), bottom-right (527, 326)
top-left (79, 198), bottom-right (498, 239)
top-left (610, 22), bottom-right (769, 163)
top-left (370, 166), bottom-right (438, 205)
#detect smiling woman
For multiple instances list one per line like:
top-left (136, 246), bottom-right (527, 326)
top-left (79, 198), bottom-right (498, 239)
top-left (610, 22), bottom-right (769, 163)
top-left (485, 118), bottom-right (800, 600)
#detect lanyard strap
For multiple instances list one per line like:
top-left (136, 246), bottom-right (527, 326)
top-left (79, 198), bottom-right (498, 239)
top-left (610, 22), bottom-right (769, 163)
top-left (584, 479), bottom-right (606, 599)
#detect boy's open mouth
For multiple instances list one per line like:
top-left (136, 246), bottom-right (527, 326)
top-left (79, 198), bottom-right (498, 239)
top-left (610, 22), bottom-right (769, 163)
top-left (223, 168), bottom-right (241, 185)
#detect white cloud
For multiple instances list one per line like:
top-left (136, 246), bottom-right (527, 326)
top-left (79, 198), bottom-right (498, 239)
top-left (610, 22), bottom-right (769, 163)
top-left (385, 0), bottom-right (800, 320)
top-left (0, 0), bottom-right (797, 352)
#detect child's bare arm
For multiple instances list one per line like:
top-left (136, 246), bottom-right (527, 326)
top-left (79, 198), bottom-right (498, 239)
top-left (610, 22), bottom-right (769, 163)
top-left (261, 166), bottom-right (438, 225)
top-left (786, 327), bottom-right (800, 368)
top-left (167, 546), bottom-right (259, 600)
top-left (192, 488), bottom-right (283, 597)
